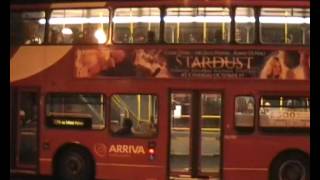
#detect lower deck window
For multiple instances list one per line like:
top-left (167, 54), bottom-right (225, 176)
top-left (110, 94), bottom-right (158, 137)
top-left (259, 96), bottom-right (309, 128)
top-left (46, 93), bottom-right (105, 129)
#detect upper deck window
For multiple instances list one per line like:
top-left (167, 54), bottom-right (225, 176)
top-left (235, 7), bottom-right (255, 44)
top-left (112, 8), bottom-right (160, 43)
top-left (164, 7), bottom-right (230, 44)
top-left (10, 11), bottom-right (45, 46)
top-left (48, 8), bottom-right (109, 44)
top-left (260, 8), bottom-right (310, 45)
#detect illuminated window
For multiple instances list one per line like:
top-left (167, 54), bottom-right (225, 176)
top-left (235, 96), bottom-right (255, 128)
top-left (112, 8), bottom-right (160, 44)
top-left (259, 96), bottom-right (310, 128)
top-left (48, 9), bottom-right (109, 44)
top-left (235, 7), bottom-right (255, 44)
top-left (164, 7), bottom-right (230, 43)
top-left (110, 94), bottom-right (158, 137)
top-left (46, 93), bottom-right (105, 130)
top-left (10, 11), bottom-right (45, 46)
top-left (260, 8), bottom-right (310, 45)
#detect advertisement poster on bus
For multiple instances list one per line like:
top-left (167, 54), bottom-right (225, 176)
top-left (74, 47), bottom-right (309, 80)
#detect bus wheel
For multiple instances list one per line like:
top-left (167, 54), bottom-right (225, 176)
top-left (270, 153), bottom-right (309, 180)
top-left (55, 147), bottom-right (94, 180)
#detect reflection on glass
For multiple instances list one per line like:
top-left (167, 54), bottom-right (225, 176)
top-left (200, 93), bottom-right (221, 173)
top-left (170, 93), bottom-right (191, 172)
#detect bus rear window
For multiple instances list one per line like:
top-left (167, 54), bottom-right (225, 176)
top-left (259, 96), bottom-right (309, 129)
top-left (46, 93), bottom-right (105, 130)
top-left (110, 94), bottom-right (158, 138)
top-left (260, 8), bottom-right (310, 45)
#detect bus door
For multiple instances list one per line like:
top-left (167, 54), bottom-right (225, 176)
top-left (12, 88), bottom-right (39, 170)
top-left (169, 91), bottom-right (222, 179)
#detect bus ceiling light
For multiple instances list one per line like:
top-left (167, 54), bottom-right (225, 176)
top-left (235, 16), bottom-right (256, 23)
top-left (94, 29), bottom-right (107, 44)
top-left (164, 16), bottom-right (231, 23)
top-left (112, 16), bottom-right (160, 23)
top-left (259, 17), bottom-right (310, 24)
top-left (38, 17), bottom-right (109, 25)
top-left (62, 27), bottom-right (73, 35)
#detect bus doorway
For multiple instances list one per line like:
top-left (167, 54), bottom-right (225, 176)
top-left (169, 91), bottom-right (222, 179)
top-left (11, 88), bottom-right (39, 171)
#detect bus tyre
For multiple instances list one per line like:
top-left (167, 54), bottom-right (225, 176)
top-left (55, 147), bottom-right (94, 180)
top-left (270, 153), bottom-right (309, 180)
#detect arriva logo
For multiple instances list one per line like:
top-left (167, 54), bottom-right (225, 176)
top-left (109, 144), bottom-right (146, 154)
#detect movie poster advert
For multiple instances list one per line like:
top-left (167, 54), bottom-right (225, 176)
top-left (74, 47), bottom-right (309, 80)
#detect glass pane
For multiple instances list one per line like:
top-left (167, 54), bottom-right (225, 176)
top-left (200, 93), bottom-right (221, 173)
top-left (113, 8), bottom-right (160, 43)
top-left (46, 93), bottom-right (105, 129)
top-left (110, 94), bottom-right (158, 137)
top-left (18, 91), bottom-right (38, 165)
top-left (235, 7), bottom-right (255, 44)
top-left (164, 7), bottom-right (230, 43)
top-left (260, 8), bottom-right (309, 45)
top-left (170, 93), bottom-right (191, 172)
top-left (259, 96), bottom-right (310, 128)
top-left (48, 9), bottom-right (109, 44)
top-left (235, 96), bottom-right (255, 127)
top-left (10, 11), bottom-right (45, 46)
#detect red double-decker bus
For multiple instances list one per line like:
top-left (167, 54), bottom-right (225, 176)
top-left (10, 0), bottom-right (309, 180)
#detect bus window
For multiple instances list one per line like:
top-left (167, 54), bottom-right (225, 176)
top-left (235, 7), bottom-right (255, 44)
top-left (46, 93), bottom-right (105, 130)
top-left (235, 96), bottom-right (255, 128)
top-left (260, 8), bottom-right (310, 45)
top-left (48, 9), bottom-right (109, 44)
top-left (110, 94), bottom-right (158, 137)
top-left (10, 11), bottom-right (45, 46)
top-left (259, 96), bottom-right (310, 128)
top-left (112, 8), bottom-right (160, 44)
top-left (164, 7), bottom-right (230, 44)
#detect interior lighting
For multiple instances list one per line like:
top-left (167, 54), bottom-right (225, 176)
top-left (112, 16), bottom-right (160, 23)
top-left (164, 16), bottom-right (231, 23)
top-left (259, 16), bottom-right (310, 24)
top-left (38, 17), bottom-right (109, 25)
top-left (94, 29), bottom-right (107, 44)
top-left (61, 27), bottom-right (73, 35)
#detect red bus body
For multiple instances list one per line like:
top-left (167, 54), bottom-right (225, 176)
top-left (10, 1), bottom-right (309, 180)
